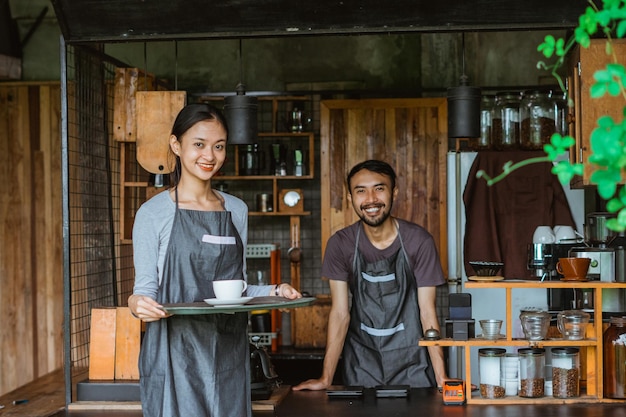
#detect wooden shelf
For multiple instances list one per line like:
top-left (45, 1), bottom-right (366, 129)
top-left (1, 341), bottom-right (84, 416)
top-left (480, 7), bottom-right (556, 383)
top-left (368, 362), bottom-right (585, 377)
top-left (420, 338), bottom-right (598, 347)
top-left (429, 280), bottom-right (626, 404)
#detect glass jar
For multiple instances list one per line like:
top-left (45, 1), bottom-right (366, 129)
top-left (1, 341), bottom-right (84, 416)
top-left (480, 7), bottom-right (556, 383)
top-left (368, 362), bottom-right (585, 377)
top-left (550, 90), bottom-right (569, 136)
top-left (519, 310), bottom-right (551, 340)
top-left (519, 89), bottom-right (555, 150)
top-left (604, 316), bottom-right (626, 398)
top-left (478, 95), bottom-right (495, 150)
top-left (519, 348), bottom-right (545, 397)
top-left (552, 347), bottom-right (580, 398)
top-left (492, 91), bottom-right (521, 150)
top-left (479, 348), bottom-right (506, 399)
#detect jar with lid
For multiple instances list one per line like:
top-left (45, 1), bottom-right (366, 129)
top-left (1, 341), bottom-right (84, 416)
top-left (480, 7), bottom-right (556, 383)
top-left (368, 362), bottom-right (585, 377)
top-left (550, 90), bottom-right (569, 136)
top-left (604, 316), bottom-right (626, 398)
top-left (519, 89), bottom-right (555, 150)
top-left (478, 95), bottom-right (495, 150)
top-left (479, 348), bottom-right (506, 399)
top-left (552, 347), bottom-right (580, 398)
top-left (519, 348), bottom-right (545, 397)
top-left (492, 91), bottom-right (521, 150)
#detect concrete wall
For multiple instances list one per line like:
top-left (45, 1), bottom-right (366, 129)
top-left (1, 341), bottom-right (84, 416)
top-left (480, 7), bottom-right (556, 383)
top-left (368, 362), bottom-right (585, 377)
top-left (9, 1), bottom-right (565, 93)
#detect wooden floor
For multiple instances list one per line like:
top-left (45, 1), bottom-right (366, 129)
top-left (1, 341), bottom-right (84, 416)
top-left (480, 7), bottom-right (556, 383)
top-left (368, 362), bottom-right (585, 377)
top-left (0, 369), bottom-right (65, 417)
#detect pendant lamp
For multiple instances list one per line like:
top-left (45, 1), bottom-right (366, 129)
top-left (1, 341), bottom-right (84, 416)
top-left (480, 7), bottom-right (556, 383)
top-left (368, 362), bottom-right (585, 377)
top-left (447, 34), bottom-right (481, 139)
top-left (223, 40), bottom-right (257, 145)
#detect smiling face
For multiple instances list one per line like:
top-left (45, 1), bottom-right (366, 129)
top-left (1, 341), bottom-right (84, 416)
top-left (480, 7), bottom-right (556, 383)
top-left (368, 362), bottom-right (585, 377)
top-left (347, 168), bottom-right (398, 227)
top-left (170, 119), bottom-right (227, 183)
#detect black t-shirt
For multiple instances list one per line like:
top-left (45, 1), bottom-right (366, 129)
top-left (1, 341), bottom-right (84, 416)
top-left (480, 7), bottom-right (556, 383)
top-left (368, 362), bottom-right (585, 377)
top-left (322, 219), bottom-right (446, 287)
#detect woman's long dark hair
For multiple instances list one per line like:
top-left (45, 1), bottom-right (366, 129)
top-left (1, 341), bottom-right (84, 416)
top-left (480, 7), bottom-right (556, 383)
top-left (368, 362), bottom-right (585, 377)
top-left (169, 103), bottom-right (229, 186)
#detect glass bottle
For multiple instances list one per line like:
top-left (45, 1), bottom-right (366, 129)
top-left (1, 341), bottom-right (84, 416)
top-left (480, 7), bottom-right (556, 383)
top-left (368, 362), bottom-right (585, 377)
top-left (479, 348), bottom-right (506, 399)
top-left (239, 143), bottom-right (260, 175)
top-left (478, 95), bottom-right (495, 150)
top-left (604, 316), bottom-right (626, 399)
top-left (552, 347), bottom-right (580, 398)
top-left (520, 89), bottom-right (555, 150)
top-left (519, 348), bottom-right (545, 397)
top-left (492, 91), bottom-right (521, 150)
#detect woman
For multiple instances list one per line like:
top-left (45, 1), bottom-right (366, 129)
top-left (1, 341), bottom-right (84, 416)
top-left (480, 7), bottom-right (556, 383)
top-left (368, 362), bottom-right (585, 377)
top-left (128, 103), bottom-right (300, 417)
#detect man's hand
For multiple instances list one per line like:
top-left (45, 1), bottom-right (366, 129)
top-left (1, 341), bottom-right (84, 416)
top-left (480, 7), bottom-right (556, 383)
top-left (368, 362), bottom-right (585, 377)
top-left (292, 378), bottom-right (330, 391)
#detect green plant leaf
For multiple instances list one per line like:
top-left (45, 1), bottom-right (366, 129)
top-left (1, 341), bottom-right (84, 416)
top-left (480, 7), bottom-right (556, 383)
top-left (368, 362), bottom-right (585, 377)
top-left (606, 198), bottom-right (624, 213)
top-left (538, 35), bottom-right (556, 57)
top-left (590, 168), bottom-right (621, 199)
top-left (618, 19), bottom-right (626, 37)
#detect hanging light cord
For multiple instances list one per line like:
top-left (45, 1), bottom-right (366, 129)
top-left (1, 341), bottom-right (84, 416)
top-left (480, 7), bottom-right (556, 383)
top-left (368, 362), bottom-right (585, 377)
top-left (460, 33), bottom-right (468, 85)
top-left (174, 40), bottom-right (178, 91)
top-left (238, 38), bottom-right (244, 86)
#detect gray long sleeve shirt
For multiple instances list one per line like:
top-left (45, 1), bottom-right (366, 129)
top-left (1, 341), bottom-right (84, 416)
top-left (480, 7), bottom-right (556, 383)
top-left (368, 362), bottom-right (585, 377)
top-left (132, 189), bottom-right (272, 299)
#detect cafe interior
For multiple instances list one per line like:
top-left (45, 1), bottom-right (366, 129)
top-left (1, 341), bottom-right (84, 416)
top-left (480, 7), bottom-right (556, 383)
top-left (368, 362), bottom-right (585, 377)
top-left (1, 0), bottom-right (625, 416)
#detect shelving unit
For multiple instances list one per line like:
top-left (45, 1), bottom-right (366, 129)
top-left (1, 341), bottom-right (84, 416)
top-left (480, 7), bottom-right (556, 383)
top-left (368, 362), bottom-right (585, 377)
top-left (420, 280), bottom-right (626, 404)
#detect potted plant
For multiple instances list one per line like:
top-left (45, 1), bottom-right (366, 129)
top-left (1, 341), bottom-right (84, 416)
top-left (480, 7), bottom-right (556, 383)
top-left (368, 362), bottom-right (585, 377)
top-left (477, 0), bottom-right (626, 231)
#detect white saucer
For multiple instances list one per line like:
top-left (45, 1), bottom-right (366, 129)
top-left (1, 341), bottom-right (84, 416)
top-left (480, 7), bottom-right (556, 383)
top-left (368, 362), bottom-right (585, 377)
top-left (204, 296), bottom-right (253, 307)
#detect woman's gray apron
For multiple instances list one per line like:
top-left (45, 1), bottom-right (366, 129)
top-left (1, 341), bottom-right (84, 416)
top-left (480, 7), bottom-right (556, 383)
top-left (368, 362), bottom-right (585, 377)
top-left (342, 222), bottom-right (436, 387)
top-left (139, 194), bottom-right (250, 417)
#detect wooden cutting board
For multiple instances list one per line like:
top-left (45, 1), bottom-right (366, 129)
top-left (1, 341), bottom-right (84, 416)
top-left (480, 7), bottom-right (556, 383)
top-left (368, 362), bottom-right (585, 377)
top-left (136, 91), bottom-right (186, 174)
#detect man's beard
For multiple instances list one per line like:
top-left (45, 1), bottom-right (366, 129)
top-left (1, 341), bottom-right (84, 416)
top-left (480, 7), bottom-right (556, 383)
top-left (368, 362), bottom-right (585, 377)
top-left (357, 199), bottom-right (393, 227)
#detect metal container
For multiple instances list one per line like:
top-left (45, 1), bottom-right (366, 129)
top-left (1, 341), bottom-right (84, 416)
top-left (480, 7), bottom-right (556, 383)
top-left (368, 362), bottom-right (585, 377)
top-left (256, 194), bottom-right (273, 212)
top-left (585, 212), bottom-right (617, 247)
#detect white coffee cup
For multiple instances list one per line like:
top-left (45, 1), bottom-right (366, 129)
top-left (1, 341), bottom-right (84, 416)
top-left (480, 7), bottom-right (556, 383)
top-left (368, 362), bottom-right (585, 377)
top-left (553, 225), bottom-right (577, 242)
top-left (533, 226), bottom-right (556, 244)
top-left (213, 279), bottom-right (248, 300)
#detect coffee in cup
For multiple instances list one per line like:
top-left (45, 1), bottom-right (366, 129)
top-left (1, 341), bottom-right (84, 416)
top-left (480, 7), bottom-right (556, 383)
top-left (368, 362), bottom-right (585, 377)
top-left (213, 279), bottom-right (248, 299)
top-left (556, 257), bottom-right (591, 281)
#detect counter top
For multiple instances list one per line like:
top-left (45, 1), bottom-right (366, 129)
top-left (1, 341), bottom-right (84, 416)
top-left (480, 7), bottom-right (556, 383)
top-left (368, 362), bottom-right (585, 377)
top-left (273, 388), bottom-right (626, 417)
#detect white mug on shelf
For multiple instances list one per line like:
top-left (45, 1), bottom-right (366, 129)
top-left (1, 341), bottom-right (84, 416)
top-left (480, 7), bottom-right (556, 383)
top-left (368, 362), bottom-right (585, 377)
top-left (553, 225), bottom-right (577, 242)
top-left (533, 226), bottom-right (556, 244)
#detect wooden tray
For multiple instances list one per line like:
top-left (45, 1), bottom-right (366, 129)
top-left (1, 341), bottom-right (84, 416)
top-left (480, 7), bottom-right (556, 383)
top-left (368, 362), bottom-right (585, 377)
top-left (162, 296), bottom-right (316, 315)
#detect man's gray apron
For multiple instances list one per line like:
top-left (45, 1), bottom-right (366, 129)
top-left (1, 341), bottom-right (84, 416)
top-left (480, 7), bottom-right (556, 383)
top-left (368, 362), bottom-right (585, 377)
top-left (342, 222), bottom-right (436, 387)
top-left (139, 193), bottom-right (251, 417)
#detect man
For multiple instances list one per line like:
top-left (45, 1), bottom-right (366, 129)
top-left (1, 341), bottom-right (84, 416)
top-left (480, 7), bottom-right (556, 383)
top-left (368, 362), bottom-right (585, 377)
top-left (294, 160), bottom-right (447, 390)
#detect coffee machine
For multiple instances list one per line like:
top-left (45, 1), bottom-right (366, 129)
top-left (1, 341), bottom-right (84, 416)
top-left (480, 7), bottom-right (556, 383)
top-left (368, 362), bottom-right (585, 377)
top-left (527, 242), bottom-right (579, 281)
top-left (569, 212), bottom-right (626, 315)
top-left (570, 212), bottom-right (619, 282)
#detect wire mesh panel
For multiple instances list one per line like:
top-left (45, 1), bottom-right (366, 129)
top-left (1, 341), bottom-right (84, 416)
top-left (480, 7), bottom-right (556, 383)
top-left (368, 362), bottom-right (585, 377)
top-left (62, 43), bottom-right (136, 402)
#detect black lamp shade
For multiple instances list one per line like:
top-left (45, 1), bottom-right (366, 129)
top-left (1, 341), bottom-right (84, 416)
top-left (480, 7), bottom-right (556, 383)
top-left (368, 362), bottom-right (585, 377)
top-left (447, 85), bottom-right (481, 138)
top-left (223, 88), bottom-right (258, 145)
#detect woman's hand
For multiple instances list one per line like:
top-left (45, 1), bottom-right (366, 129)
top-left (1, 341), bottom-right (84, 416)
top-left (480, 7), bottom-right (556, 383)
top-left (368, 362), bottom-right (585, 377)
top-left (128, 294), bottom-right (171, 322)
top-left (273, 283), bottom-right (302, 299)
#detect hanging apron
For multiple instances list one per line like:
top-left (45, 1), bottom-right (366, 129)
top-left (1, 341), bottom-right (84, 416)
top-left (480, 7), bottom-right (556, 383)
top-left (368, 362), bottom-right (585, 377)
top-left (341, 222), bottom-right (436, 388)
top-left (139, 193), bottom-right (250, 417)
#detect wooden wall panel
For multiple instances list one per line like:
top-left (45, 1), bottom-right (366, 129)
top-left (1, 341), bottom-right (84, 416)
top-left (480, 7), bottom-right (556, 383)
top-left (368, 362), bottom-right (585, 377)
top-left (320, 98), bottom-right (448, 275)
top-left (0, 83), bottom-right (63, 396)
